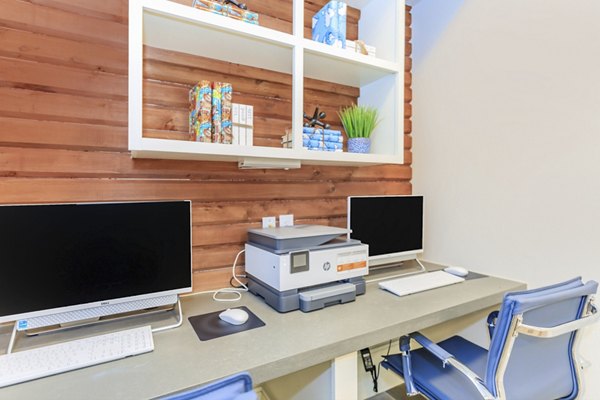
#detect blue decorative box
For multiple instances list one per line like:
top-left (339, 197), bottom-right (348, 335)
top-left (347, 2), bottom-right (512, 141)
top-left (302, 127), bottom-right (344, 152)
top-left (302, 127), bottom-right (343, 143)
top-left (312, 1), bottom-right (347, 49)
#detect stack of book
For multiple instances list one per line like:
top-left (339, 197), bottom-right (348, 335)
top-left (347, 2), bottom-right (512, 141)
top-left (282, 127), bottom-right (344, 152)
top-left (189, 81), bottom-right (234, 144)
top-left (232, 103), bottom-right (254, 146)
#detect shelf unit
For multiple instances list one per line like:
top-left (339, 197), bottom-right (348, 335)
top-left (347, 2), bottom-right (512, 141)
top-left (129, 0), bottom-right (405, 167)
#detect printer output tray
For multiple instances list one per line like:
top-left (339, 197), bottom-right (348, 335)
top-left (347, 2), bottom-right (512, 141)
top-left (247, 274), bottom-right (366, 313)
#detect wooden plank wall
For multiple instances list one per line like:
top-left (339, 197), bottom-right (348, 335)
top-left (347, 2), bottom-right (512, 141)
top-left (0, 0), bottom-right (413, 292)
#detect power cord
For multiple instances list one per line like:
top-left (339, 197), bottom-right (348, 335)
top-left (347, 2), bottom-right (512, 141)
top-left (212, 249), bottom-right (248, 302)
top-left (375, 339), bottom-right (393, 391)
top-left (359, 347), bottom-right (375, 392)
top-left (361, 340), bottom-right (393, 393)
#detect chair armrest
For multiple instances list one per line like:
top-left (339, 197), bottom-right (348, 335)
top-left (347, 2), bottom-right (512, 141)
top-left (405, 332), bottom-right (496, 400)
top-left (516, 300), bottom-right (598, 338)
top-left (487, 311), bottom-right (499, 339)
top-left (410, 332), bottom-right (454, 366)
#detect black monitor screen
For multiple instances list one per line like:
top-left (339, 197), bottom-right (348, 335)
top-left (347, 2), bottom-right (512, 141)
top-left (0, 201), bottom-right (192, 319)
top-left (349, 196), bottom-right (423, 257)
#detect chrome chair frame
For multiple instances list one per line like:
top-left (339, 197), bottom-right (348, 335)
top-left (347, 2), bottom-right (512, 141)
top-left (385, 278), bottom-right (598, 400)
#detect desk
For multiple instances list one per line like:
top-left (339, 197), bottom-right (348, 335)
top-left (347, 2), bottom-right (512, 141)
top-left (0, 266), bottom-right (524, 399)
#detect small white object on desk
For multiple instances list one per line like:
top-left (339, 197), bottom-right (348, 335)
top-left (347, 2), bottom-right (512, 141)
top-left (378, 270), bottom-right (465, 297)
top-left (443, 266), bottom-right (469, 277)
top-left (219, 308), bottom-right (249, 325)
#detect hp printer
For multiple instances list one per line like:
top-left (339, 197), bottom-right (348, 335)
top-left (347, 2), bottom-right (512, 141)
top-left (245, 225), bottom-right (369, 312)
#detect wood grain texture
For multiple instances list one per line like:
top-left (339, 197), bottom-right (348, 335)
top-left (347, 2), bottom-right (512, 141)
top-left (0, 178), bottom-right (411, 203)
top-left (0, 27), bottom-right (128, 74)
top-left (29, 0), bottom-right (128, 23)
top-left (0, 1), bottom-right (413, 291)
top-left (0, 0), bottom-right (127, 47)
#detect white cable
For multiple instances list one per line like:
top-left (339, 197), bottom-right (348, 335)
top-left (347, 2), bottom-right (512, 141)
top-left (212, 249), bottom-right (248, 302)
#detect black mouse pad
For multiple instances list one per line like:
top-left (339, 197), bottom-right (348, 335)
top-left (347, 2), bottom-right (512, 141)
top-left (188, 306), bottom-right (265, 341)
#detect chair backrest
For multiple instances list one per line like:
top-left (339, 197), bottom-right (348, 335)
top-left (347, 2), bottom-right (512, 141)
top-left (159, 372), bottom-right (257, 400)
top-left (485, 277), bottom-right (598, 400)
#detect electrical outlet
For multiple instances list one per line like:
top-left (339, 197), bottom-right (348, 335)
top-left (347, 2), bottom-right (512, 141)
top-left (262, 216), bottom-right (276, 228)
top-left (279, 214), bottom-right (294, 227)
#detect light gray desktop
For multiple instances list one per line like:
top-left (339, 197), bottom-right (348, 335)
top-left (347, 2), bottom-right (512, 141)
top-left (0, 263), bottom-right (524, 399)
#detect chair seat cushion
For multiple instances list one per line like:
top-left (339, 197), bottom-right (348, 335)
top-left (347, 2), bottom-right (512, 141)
top-left (382, 336), bottom-right (488, 400)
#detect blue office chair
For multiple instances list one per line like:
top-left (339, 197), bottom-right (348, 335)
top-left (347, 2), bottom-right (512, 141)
top-left (159, 372), bottom-right (257, 400)
top-left (382, 277), bottom-right (598, 399)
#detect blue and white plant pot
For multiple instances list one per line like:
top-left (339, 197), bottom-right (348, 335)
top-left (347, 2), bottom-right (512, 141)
top-left (348, 137), bottom-right (371, 153)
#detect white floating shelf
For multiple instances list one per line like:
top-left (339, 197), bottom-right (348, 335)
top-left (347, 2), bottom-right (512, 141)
top-left (142, 0), bottom-right (296, 74)
top-left (131, 138), bottom-right (401, 166)
top-left (303, 39), bottom-right (401, 87)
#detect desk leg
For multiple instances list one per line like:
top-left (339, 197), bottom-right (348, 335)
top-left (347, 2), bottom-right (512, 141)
top-left (331, 351), bottom-right (358, 400)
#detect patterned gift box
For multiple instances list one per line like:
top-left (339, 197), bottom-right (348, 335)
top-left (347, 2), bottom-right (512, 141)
top-left (189, 80), bottom-right (212, 141)
top-left (226, 5), bottom-right (259, 25)
top-left (221, 83), bottom-right (233, 144)
top-left (188, 80), bottom-right (236, 143)
top-left (191, 120), bottom-right (213, 142)
top-left (312, 1), bottom-right (347, 49)
top-left (282, 127), bottom-right (344, 151)
top-left (192, 0), bottom-right (259, 25)
top-left (211, 82), bottom-right (223, 143)
top-left (303, 139), bottom-right (343, 151)
top-left (302, 127), bottom-right (343, 143)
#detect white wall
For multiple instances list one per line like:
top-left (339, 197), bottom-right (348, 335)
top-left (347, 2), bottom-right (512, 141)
top-left (411, 0), bottom-right (600, 396)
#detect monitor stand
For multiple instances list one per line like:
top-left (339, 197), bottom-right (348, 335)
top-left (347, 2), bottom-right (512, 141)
top-left (5, 298), bottom-right (183, 355)
top-left (367, 258), bottom-right (427, 282)
top-left (24, 304), bottom-right (175, 336)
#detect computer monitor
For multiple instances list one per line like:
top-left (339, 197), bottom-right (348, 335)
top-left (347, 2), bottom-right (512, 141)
top-left (0, 201), bottom-right (192, 331)
top-left (347, 195), bottom-right (424, 267)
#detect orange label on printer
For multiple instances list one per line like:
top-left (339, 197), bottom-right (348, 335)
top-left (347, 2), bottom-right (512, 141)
top-left (337, 261), bottom-right (367, 272)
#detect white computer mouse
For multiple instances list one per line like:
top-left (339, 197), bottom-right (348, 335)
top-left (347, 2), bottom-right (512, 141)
top-left (218, 308), bottom-right (249, 325)
top-left (444, 266), bottom-right (469, 277)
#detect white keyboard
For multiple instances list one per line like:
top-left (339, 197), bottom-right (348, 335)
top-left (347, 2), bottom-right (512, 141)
top-left (0, 325), bottom-right (154, 388)
top-left (378, 270), bottom-right (465, 297)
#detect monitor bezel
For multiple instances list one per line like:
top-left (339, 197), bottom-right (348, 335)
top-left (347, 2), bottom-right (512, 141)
top-left (0, 200), bottom-right (193, 325)
top-left (347, 195), bottom-right (424, 267)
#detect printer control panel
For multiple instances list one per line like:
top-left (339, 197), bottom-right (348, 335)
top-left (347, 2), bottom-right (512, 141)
top-left (290, 251), bottom-right (309, 274)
